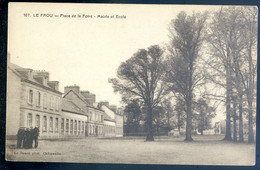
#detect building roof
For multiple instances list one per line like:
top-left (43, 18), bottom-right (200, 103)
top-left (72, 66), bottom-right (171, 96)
top-left (8, 62), bottom-right (62, 94)
top-left (61, 98), bottom-right (86, 116)
top-left (63, 89), bottom-right (91, 106)
top-left (63, 89), bottom-right (104, 112)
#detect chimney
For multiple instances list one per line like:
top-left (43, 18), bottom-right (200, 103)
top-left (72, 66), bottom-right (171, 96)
top-left (64, 85), bottom-right (80, 94)
top-left (90, 94), bottom-right (96, 104)
top-left (109, 105), bottom-right (117, 113)
top-left (99, 101), bottom-right (109, 108)
top-left (81, 91), bottom-right (90, 98)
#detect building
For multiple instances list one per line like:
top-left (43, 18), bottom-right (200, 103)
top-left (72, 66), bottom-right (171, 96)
top-left (63, 85), bottom-right (105, 137)
top-left (7, 59), bottom-right (62, 139)
top-left (60, 98), bottom-right (88, 137)
top-left (7, 58), bottom-right (123, 139)
top-left (98, 101), bottom-right (123, 137)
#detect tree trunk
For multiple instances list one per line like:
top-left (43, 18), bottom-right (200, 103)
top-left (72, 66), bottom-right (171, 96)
top-left (185, 60), bottom-right (193, 142)
top-left (247, 43), bottom-right (254, 144)
top-left (233, 102), bottom-right (237, 142)
top-left (201, 129), bottom-right (203, 135)
top-left (146, 105), bottom-right (154, 141)
top-left (238, 94), bottom-right (244, 142)
top-left (185, 98), bottom-right (193, 141)
top-left (248, 100), bottom-right (254, 143)
top-left (223, 68), bottom-right (232, 141)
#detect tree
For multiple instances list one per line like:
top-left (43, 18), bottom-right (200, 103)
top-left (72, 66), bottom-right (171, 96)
top-left (153, 105), bottom-right (165, 136)
top-left (161, 98), bottom-right (175, 132)
top-left (124, 100), bottom-right (142, 135)
top-left (165, 11), bottom-right (208, 141)
top-left (207, 6), bottom-right (257, 143)
top-left (207, 7), bottom-right (243, 141)
top-left (109, 45), bottom-right (167, 141)
top-left (240, 7), bottom-right (257, 143)
top-left (174, 98), bottom-right (186, 133)
top-left (195, 98), bottom-right (216, 135)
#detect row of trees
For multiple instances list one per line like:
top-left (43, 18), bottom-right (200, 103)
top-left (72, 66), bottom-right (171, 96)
top-left (123, 97), bottom-right (215, 137)
top-left (109, 6), bottom-right (257, 143)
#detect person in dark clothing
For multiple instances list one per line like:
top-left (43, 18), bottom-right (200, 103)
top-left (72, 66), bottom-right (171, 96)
top-left (17, 127), bottom-right (26, 148)
top-left (32, 127), bottom-right (40, 148)
top-left (27, 127), bottom-right (34, 149)
top-left (23, 128), bottom-right (30, 149)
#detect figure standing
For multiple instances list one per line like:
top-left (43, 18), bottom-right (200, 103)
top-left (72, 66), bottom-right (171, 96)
top-left (32, 127), bottom-right (40, 148)
top-left (23, 128), bottom-right (29, 148)
top-left (17, 127), bottom-right (25, 148)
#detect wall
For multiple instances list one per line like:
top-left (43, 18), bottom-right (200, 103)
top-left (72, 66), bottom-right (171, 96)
top-left (104, 120), bottom-right (116, 137)
top-left (101, 105), bottom-right (115, 119)
top-left (60, 111), bottom-right (87, 137)
top-left (19, 81), bottom-right (62, 138)
top-left (115, 114), bottom-right (123, 137)
top-left (6, 68), bottom-right (21, 138)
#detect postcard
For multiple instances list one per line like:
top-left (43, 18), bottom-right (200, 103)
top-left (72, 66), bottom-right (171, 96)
top-left (6, 2), bottom-right (257, 165)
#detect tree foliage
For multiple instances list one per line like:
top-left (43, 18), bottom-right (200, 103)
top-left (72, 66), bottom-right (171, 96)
top-left (109, 45), bottom-right (167, 141)
top-left (194, 98), bottom-right (216, 135)
top-left (165, 11), bottom-right (208, 141)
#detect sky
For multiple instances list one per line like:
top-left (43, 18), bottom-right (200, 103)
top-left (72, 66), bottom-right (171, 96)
top-left (8, 3), bottom-right (234, 122)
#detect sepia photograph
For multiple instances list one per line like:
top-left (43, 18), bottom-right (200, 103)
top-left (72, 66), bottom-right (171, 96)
top-left (5, 2), bottom-right (257, 165)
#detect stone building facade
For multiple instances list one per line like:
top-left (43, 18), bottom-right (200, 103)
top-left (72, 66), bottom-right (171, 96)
top-left (7, 62), bottom-right (62, 139)
top-left (99, 102), bottom-right (124, 137)
top-left (7, 60), bottom-right (123, 139)
top-left (62, 86), bottom-right (105, 137)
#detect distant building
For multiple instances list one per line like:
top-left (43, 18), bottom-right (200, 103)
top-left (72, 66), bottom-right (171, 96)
top-left (63, 85), bottom-right (104, 137)
top-left (61, 98), bottom-right (88, 137)
top-left (214, 120), bottom-right (256, 138)
top-left (99, 101), bottom-right (124, 137)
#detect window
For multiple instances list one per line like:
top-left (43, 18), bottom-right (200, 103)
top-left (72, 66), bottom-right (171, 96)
top-left (74, 120), bottom-right (77, 134)
top-left (28, 89), bottom-right (33, 104)
top-left (36, 115), bottom-right (40, 128)
top-left (61, 118), bottom-right (64, 133)
top-left (43, 93), bottom-right (47, 108)
top-left (78, 121), bottom-right (81, 134)
top-left (37, 91), bottom-right (41, 106)
top-left (43, 116), bottom-right (47, 132)
top-left (70, 120), bottom-right (73, 134)
top-left (50, 96), bottom-right (54, 109)
top-left (101, 115), bottom-right (104, 123)
top-left (55, 97), bottom-right (59, 110)
top-left (66, 119), bottom-right (69, 133)
top-left (82, 121), bottom-right (84, 133)
top-left (49, 117), bottom-right (53, 132)
top-left (90, 112), bottom-right (92, 121)
top-left (55, 118), bottom-right (58, 132)
top-left (27, 113), bottom-right (32, 127)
